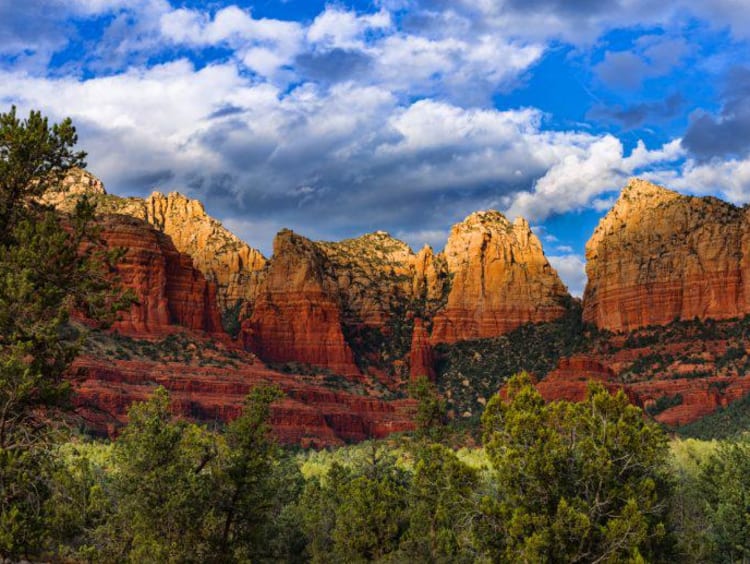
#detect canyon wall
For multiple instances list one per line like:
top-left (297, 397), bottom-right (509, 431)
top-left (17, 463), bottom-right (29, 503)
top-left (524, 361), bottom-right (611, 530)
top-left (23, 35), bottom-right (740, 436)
top-left (583, 178), bottom-right (750, 332)
top-left (47, 169), bottom-right (267, 313)
top-left (98, 215), bottom-right (223, 335)
top-left (431, 212), bottom-right (571, 343)
top-left (51, 170), bottom-right (571, 377)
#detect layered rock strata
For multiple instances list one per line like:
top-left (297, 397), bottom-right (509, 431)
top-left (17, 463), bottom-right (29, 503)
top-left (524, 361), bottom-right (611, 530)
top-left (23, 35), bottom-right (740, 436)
top-left (51, 170), bottom-right (571, 378)
top-left (98, 215), bottom-right (223, 335)
top-left (430, 212), bottom-right (570, 343)
top-left (48, 169), bottom-right (267, 312)
top-left (584, 178), bottom-right (750, 332)
top-left (241, 229), bottom-right (360, 376)
top-left (242, 229), bottom-right (448, 378)
top-left (71, 351), bottom-right (415, 447)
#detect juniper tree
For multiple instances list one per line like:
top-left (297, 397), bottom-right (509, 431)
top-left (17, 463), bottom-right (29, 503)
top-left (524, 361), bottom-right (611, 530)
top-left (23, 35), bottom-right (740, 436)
top-left (0, 106), bottom-right (125, 557)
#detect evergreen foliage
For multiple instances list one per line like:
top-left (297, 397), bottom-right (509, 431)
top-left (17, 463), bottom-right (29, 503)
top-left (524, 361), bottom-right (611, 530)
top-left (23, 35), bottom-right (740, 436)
top-left (0, 106), bottom-right (128, 558)
top-left (478, 373), bottom-right (673, 562)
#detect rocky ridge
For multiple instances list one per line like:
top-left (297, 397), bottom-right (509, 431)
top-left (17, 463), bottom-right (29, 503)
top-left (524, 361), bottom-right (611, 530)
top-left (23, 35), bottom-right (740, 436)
top-left (431, 211), bottom-right (571, 344)
top-left (47, 169), bottom-right (267, 316)
top-left (584, 178), bottom-right (750, 332)
top-left (52, 169), bottom-right (750, 441)
top-left (52, 170), bottom-right (571, 381)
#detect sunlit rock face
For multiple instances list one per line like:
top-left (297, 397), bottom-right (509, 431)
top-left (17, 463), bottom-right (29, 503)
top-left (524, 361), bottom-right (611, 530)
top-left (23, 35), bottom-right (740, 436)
top-left (430, 211), bottom-right (571, 344)
top-left (584, 178), bottom-right (750, 332)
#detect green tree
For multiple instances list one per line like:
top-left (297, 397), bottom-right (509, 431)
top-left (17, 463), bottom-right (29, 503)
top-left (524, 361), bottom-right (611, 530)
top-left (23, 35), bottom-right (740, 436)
top-left (409, 376), bottom-right (447, 441)
top-left (0, 107), bottom-right (126, 558)
top-left (85, 385), bottom-right (287, 562)
top-left (667, 439), bottom-right (718, 563)
top-left (478, 372), bottom-right (673, 563)
top-left (300, 445), bottom-right (411, 563)
top-left (211, 385), bottom-right (289, 561)
top-left (698, 438), bottom-right (750, 562)
top-left (400, 443), bottom-right (479, 562)
top-left (94, 387), bottom-right (219, 562)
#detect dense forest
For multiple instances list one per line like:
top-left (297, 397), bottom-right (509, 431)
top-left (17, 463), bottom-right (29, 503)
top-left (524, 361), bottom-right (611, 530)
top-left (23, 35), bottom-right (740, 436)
top-left (9, 376), bottom-right (750, 562)
top-left (4, 108), bottom-right (750, 562)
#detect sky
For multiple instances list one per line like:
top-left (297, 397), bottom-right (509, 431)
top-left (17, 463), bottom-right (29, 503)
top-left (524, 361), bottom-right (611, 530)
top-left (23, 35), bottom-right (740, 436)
top-left (2, 1), bottom-right (750, 296)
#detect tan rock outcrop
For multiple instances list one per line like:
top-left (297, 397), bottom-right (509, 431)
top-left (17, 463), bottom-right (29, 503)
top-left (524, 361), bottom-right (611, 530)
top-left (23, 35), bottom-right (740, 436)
top-left (430, 211), bottom-right (570, 343)
top-left (241, 229), bottom-right (360, 376)
top-left (583, 178), bottom-right (750, 331)
top-left (141, 192), bottom-right (266, 311)
top-left (48, 169), bottom-right (267, 313)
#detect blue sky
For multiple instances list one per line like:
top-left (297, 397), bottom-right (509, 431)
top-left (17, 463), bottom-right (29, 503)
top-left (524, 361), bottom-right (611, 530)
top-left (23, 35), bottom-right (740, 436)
top-left (2, 0), bottom-right (750, 295)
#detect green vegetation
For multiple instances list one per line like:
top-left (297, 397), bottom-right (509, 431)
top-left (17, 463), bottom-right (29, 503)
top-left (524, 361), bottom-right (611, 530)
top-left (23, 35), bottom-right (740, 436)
top-left (9, 368), bottom-right (750, 562)
top-left (84, 330), bottom-right (245, 368)
top-left (221, 300), bottom-right (244, 338)
top-left (678, 393), bottom-right (750, 440)
top-left (409, 376), bottom-right (447, 441)
top-left (479, 373), bottom-right (672, 562)
top-left (0, 107), bottom-right (130, 557)
top-left (435, 300), bottom-right (589, 418)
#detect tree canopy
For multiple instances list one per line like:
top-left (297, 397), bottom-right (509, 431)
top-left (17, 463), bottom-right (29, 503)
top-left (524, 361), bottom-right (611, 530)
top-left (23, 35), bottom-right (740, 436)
top-left (479, 372), bottom-right (673, 562)
top-left (0, 106), bottom-right (125, 557)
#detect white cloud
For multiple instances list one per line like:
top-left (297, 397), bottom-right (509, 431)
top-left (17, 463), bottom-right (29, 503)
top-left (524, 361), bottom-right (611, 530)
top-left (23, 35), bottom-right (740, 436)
top-left (0, 55), bottom-right (693, 255)
top-left (547, 254), bottom-right (587, 297)
top-left (307, 7), bottom-right (391, 49)
top-left (505, 136), bottom-right (685, 221)
top-left (155, 3), bottom-right (543, 101)
top-left (645, 156), bottom-right (750, 204)
top-left (396, 228), bottom-right (450, 252)
top-left (159, 6), bottom-right (304, 78)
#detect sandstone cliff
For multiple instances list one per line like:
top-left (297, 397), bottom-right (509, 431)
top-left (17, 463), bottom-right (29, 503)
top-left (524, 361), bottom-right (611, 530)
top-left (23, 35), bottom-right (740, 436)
top-left (49, 169), bottom-right (267, 315)
top-left (430, 211), bottom-right (570, 343)
top-left (242, 229), bottom-right (361, 376)
top-left (241, 230), bottom-right (449, 379)
top-left (51, 170), bottom-right (571, 381)
top-left (98, 215), bottom-right (223, 335)
top-left (242, 214), bottom-right (570, 378)
top-left (583, 178), bottom-right (750, 332)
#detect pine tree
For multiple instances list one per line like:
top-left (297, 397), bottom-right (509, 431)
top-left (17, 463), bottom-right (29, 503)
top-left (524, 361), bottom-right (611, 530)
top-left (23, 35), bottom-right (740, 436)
top-left (0, 106), bottom-right (126, 557)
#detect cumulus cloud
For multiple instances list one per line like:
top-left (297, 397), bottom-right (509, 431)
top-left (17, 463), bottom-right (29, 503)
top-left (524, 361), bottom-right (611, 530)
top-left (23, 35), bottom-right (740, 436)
top-left (153, 3), bottom-right (545, 103)
top-left (547, 254), bottom-right (587, 297)
top-left (504, 137), bottom-right (684, 221)
top-left (412, 0), bottom-right (750, 44)
top-left (645, 156), bottom-right (750, 204)
top-left (0, 55), bottom-right (690, 272)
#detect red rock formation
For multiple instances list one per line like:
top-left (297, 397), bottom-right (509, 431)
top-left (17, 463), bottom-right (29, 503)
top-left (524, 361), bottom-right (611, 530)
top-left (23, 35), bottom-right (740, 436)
top-left (584, 178), bottom-right (750, 332)
top-left (71, 348), bottom-right (415, 446)
top-left (242, 230), bottom-right (360, 376)
top-left (534, 356), bottom-right (625, 403)
top-left (409, 318), bottom-right (435, 381)
top-left (142, 192), bottom-right (267, 311)
top-left (526, 321), bottom-right (750, 428)
top-left (431, 212), bottom-right (570, 344)
top-left (50, 172), bottom-right (574, 379)
top-left (98, 215), bottom-right (222, 335)
top-left (46, 170), bottom-right (267, 313)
